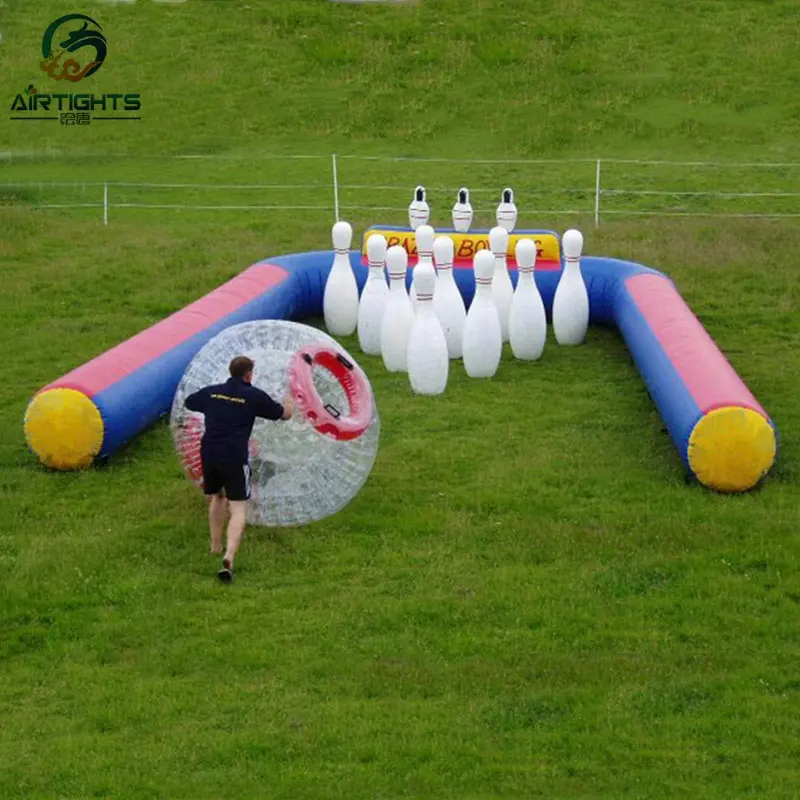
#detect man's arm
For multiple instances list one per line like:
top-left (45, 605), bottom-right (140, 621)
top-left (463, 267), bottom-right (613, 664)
top-left (185, 387), bottom-right (208, 412)
top-left (255, 389), bottom-right (292, 421)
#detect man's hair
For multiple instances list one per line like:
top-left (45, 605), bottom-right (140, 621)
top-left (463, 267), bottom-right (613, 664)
top-left (229, 356), bottom-right (254, 378)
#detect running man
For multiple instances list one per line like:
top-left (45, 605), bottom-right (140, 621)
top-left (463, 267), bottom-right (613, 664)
top-left (184, 355), bottom-right (293, 582)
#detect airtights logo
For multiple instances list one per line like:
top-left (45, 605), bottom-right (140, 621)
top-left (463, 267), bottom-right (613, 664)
top-left (9, 13), bottom-right (141, 126)
top-left (40, 13), bottom-right (107, 82)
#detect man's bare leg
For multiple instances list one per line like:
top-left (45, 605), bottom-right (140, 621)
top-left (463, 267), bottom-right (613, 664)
top-left (208, 493), bottom-right (228, 554)
top-left (223, 500), bottom-right (248, 570)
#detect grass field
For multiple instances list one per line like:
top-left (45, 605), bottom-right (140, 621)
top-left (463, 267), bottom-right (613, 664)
top-left (2, 1), bottom-right (800, 797)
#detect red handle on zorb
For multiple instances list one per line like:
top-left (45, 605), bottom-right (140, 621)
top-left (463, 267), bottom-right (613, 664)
top-left (288, 344), bottom-right (373, 441)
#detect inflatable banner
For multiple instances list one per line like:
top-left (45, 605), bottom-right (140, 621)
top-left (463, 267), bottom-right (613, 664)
top-left (361, 225), bottom-right (562, 268)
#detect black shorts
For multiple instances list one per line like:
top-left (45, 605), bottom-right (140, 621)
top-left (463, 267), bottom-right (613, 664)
top-left (202, 458), bottom-right (252, 501)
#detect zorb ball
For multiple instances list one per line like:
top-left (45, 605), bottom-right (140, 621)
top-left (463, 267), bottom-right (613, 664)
top-left (170, 320), bottom-right (380, 527)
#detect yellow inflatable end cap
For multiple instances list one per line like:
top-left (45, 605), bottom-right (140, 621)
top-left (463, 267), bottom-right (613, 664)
top-left (688, 406), bottom-right (776, 493)
top-left (24, 388), bottom-right (104, 471)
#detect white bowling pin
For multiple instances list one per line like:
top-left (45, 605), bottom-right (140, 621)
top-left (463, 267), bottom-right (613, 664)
top-left (496, 187), bottom-right (518, 232)
top-left (451, 187), bottom-right (473, 232)
top-left (408, 185), bottom-right (430, 230)
top-left (323, 220), bottom-right (359, 336)
top-left (432, 235), bottom-right (466, 359)
top-left (357, 233), bottom-right (390, 356)
top-left (380, 245), bottom-right (416, 372)
top-left (410, 223), bottom-right (436, 310)
top-left (508, 238), bottom-right (546, 361)
top-left (489, 225), bottom-right (514, 343)
top-left (552, 228), bottom-right (589, 346)
top-left (462, 250), bottom-right (502, 378)
top-left (407, 267), bottom-right (449, 395)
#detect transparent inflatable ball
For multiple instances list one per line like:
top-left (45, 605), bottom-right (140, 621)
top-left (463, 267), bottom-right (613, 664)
top-left (170, 320), bottom-right (380, 527)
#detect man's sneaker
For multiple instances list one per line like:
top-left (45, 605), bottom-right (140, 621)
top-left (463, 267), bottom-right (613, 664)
top-left (217, 558), bottom-right (233, 583)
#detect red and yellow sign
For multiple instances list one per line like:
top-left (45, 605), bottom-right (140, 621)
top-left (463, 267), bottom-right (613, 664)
top-left (361, 227), bottom-right (561, 267)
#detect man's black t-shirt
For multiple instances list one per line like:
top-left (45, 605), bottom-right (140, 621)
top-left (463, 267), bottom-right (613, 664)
top-left (185, 376), bottom-right (285, 465)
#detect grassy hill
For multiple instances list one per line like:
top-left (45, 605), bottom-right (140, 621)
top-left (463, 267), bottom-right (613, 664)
top-left (1, 1), bottom-right (799, 798)
top-left (3, 0), bottom-right (800, 159)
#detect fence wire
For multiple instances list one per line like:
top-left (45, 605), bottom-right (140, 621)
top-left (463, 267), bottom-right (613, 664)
top-left (2, 152), bottom-right (798, 227)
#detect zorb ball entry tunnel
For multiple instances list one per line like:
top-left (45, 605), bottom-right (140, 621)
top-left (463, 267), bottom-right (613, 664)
top-left (171, 320), bottom-right (381, 527)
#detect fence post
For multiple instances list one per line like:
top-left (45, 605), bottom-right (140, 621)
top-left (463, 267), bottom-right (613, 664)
top-left (331, 153), bottom-right (340, 222)
top-left (103, 181), bottom-right (108, 226)
top-left (594, 159), bottom-right (601, 228)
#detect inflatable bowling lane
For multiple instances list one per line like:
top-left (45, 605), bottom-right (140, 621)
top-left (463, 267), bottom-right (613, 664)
top-left (24, 222), bottom-right (777, 492)
top-left (363, 225), bottom-right (778, 492)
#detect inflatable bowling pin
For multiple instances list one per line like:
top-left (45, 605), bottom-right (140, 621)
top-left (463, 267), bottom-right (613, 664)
top-left (408, 185), bottom-right (430, 230)
top-left (508, 238), bottom-right (546, 361)
top-left (462, 250), bottom-right (502, 378)
top-left (552, 228), bottom-right (589, 346)
top-left (323, 220), bottom-right (359, 336)
top-left (410, 223), bottom-right (436, 310)
top-left (489, 225), bottom-right (514, 343)
top-left (451, 187), bottom-right (473, 232)
top-left (407, 267), bottom-right (449, 395)
top-left (496, 187), bottom-right (518, 232)
top-left (357, 233), bottom-right (390, 355)
top-left (380, 245), bottom-right (415, 372)
top-left (432, 235), bottom-right (467, 359)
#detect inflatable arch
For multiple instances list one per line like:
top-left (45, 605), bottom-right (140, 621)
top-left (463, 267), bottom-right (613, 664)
top-left (23, 225), bottom-right (777, 493)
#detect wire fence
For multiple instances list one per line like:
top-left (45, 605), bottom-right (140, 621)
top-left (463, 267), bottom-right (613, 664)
top-left (2, 152), bottom-right (799, 227)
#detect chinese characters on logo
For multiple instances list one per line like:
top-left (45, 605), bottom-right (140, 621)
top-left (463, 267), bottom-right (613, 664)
top-left (60, 111), bottom-right (91, 126)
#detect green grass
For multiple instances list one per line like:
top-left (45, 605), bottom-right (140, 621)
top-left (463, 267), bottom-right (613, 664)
top-left (2, 1), bottom-right (800, 797)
